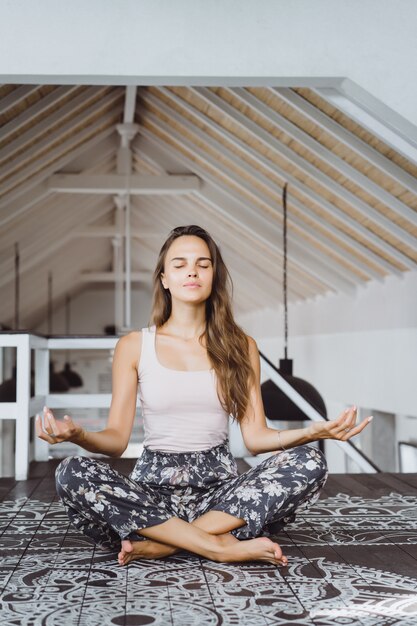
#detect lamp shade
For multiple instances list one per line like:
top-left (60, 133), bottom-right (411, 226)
top-left (0, 378), bottom-right (18, 402)
top-left (0, 366), bottom-right (35, 402)
top-left (49, 361), bottom-right (70, 392)
top-left (60, 362), bottom-right (83, 388)
top-left (261, 358), bottom-right (327, 421)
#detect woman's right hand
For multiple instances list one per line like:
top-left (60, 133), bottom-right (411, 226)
top-left (35, 405), bottom-right (85, 445)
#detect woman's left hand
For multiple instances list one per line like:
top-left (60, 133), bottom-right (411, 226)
top-left (307, 405), bottom-right (373, 442)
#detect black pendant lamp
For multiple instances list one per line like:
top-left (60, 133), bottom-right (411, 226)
top-left (59, 294), bottom-right (83, 388)
top-left (47, 272), bottom-right (70, 393)
top-left (261, 184), bottom-right (327, 427)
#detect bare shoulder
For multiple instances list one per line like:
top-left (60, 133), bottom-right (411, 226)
top-left (245, 334), bottom-right (259, 353)
top-left (245, 335), bottom-right (260, 371)
top-left (114, 331), bottom-right (142, 369)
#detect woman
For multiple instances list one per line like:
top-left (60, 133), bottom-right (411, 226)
top-left (36, 225), bottom-right (373, 567)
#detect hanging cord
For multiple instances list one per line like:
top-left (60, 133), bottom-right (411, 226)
top-left (14, 242), bottom-right (19, 330)
top-left (47, 271), bottom-right (52, 335)
top-left (65, 294), bottom-right (70, 362)
top-left (283, 182), bottom-right (288, 360)
top-left (278, 183), bottom-right (289, 452)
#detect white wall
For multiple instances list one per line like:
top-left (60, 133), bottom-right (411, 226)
top-left (1, 0), bottom-right (417, 130)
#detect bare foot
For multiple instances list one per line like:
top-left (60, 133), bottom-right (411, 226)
top-left (117, 531), bottom-right (241, 566)
top-left (118, 538), bottom-right (177, 565)
top-left (217, 536), bottom-right (288, 566)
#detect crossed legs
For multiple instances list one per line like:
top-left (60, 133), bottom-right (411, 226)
top-left (118, 509), bottom-right (288, 567)
top-left (118, 509), bottom-right (246, 564)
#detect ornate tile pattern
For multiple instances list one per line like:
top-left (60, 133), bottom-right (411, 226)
top-left (1, 468), bottom-right (417, 625)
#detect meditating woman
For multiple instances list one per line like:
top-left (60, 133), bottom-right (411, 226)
top-left (36, 224), bottom-right (372, 567)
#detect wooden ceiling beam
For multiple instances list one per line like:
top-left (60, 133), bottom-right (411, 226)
top-left (155, 87), bottom-right (410, 274)
top-left (0, 86), bottom-right (113, 164)
top-left (0, 85), bottom-right (80, 143)
top-left (274, 87), bottom-right (417, 196)
top-left (137, 106), bottom-right (365, 290)
top-left (134, 132), bottom-right (354, 296)
top-left (232, 87), bottom-right (417, 229)
top-left (47, 173), bottom-right (200, 195)
top-left (0, 180), bottom-right (50, 230)
top-left (0, 85), bottom-right (40, 114)
top-left (79, 271), bottom-right (150, 283)
top-left (134, 139), bottom-right (340, 297)
top-left (74, 226), bottom-right (163, 238)
top-left (0, 91), bottom-right (123, 188)
top-left (59, 133), bottom-right (117, 174)
top-left (140, 164), bottom-right (333, 299)
top-left (144, 88), bottom-right (390, 279)
top-left (192, 87), bottom-right (417, 263)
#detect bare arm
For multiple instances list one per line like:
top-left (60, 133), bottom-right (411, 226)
top-left (239, 337), bottom-right (373, 455)
top-left (36, 332), bottom-right (140, 458)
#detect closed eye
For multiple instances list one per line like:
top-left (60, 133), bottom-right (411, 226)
top-left (174, 264), bottom-right (210, 269)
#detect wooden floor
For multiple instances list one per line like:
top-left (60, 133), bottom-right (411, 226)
top-left (1, 457), bottom-right (417, 625)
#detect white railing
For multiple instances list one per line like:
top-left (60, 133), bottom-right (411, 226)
top-left (0, 333), bottom-right (119, 480)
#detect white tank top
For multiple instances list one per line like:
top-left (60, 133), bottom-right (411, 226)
top-left (137, 324), bottom-right (230, 452)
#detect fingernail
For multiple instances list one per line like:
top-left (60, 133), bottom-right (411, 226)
top-left (368, 415), bottom-right (373, 421)
top-left (43, 405), bottom-right (47, 412)
top-left (344, 409), bottom-right (349, 414)
top-left (35, 414), bottom-right (40, 420)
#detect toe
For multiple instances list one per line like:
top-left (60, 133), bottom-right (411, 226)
top-left (121, 539), bottom-right (133, 553)
top-left (272, 543), bottom-right (282, 559)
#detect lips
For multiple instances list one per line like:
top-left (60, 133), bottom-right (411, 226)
top-left (184, 283), bottom-right (201, 287)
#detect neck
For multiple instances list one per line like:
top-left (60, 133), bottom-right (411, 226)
top-left (160, 309), bottom-right (207, 340)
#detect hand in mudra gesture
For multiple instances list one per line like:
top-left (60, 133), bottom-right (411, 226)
top-left (309, 405), bottom-right (373, 442)
top-left (35, 406), bottom-right (84, 445)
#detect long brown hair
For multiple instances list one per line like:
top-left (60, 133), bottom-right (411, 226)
top-left (148, 225), bottom-right (255, 424)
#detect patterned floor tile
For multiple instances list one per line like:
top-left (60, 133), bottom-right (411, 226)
top-left (77, 599), bottom-right (130, 626)
top-left (0, 568), bottom-right (15, 592)
top-left (125, 597), bottom-right (174, 625)
top-left (0, 600), bottom-right (83, 626)
top-left (1, 475), bottom-right (417, 624)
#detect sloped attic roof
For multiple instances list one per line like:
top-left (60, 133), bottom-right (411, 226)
top-left (0, 84), bottom-right (416, 330)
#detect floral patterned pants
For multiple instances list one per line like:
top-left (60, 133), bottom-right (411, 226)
top-left (55, 438), bottom-right (328, 551)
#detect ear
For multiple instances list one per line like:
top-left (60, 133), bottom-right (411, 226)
top-left (160, 274), bottom-right (167, 289)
